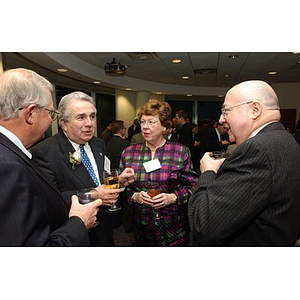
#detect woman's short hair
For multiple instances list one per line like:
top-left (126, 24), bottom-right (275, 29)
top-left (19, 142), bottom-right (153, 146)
top-left (138, 99), bottom-right (172, 127)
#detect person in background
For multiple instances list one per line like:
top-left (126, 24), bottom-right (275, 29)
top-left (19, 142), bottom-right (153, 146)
top-left (31, 91), bottom-right (134, 246)
top-left (130, 131), bottom-right (145, 145)
top-left (190, 123), bottom-right (201, 174)
top-left (120, 100), bottom-right (198, 246)
top-left (174, 109), bottom-right (193, 150)
top-left (128, 117), bottom-right (141, 142)
top-left (163, 119), bottom-right (178, 142)
top-left (106, 120), bottom-right (130, 169)
top-left (99, 119), bottom-right (113, 145)
top-left (202, 122), bottom-right (230, 154)
top-left (0, 68), bottom-right (102, 246)
top-left (188, 80), bottom-right (300, 246)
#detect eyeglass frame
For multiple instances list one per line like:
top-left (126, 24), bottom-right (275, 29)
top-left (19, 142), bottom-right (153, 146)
top-left (139, 120), bottom-right (160, 126)
top-left (221, 101), bottom-right (253, 116)
top-left (44, 108), bottom-right (59, 121)
top-left (19, 105), bottom-right (59, 121)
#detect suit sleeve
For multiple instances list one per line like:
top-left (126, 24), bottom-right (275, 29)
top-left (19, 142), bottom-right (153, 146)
top-left (188, 141), bottom-right (272, 245)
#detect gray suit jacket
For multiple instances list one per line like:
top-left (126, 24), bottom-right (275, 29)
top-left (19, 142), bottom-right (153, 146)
top-left (188, 122), bottom-right (300, 246)
top-left (31, 130), bottom-right (114, 246)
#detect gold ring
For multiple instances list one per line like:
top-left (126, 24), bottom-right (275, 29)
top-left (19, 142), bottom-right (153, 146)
top-left (161, 201), bottom-right (164, 206)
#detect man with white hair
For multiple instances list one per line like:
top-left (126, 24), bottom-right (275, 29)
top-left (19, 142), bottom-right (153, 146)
top-left (188, 80), bottom-right (300, 246)
top-left (0, 68), bottom-right (102, 246)
top-left (31, 91), bottom-right (134, 246)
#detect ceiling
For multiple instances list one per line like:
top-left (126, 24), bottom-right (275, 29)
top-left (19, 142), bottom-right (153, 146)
top-left (3, 52), bottom-right (300, 98)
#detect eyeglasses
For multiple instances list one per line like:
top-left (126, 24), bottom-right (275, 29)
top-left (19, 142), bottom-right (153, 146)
top-left (221, 101), bottom-right (253, 116)
top-left (139, 120), bottom-right (159, 126)
top-left (44, 108), bottom-right (59, 121)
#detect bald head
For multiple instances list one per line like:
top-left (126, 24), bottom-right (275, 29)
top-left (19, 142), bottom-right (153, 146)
top-left (227, 80), bottom-right (280, 110)
top-left (220, 80), bottom-right (281, 146)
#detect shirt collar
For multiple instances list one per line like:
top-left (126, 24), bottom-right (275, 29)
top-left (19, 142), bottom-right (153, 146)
top-left (248, 121), bottom-right (277, 139)
top-left (64, 132), bottom-right (90, 152)
top-left (0, 125), bottom-right (32, 158)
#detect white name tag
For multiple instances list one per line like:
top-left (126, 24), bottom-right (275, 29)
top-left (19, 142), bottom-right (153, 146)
top-left (104, 155), bottom-right (111, 173)
top-left (143, 158), bottom-right (161, 173)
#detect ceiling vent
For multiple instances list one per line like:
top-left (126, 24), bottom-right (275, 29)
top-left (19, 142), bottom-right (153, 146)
top-left (105, 58), bottom-right (126, 76)
top-left (194, 68), bottom-right (217, 75)
top-left (127, 52), bottom-right (157, 61)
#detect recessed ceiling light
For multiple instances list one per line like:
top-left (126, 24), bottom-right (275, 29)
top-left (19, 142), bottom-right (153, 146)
top-left (268, 71), bottom-right (277, 75)
top-left (56, 68), bottom-right (68, 73)
top-left (172, 59), bottom-right (182, 64)
top-left (182, 76), bottom-right (189, 80)
top-left (93, 81), bottom-right (101, 84)
top-left (125, 88), bottom-right (132, 91)
top-left (186, 94), bottom-right (192, 97)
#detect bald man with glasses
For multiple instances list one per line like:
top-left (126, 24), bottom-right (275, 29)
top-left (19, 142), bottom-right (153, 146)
top-left (188, 80), bottom-right (300, 246)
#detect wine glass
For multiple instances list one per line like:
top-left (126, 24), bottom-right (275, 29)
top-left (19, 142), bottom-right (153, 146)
top-left (146, 181), bottom-right (162, 220)
top-left (76, 188), bottom-right (100, 227)
top-left (103, 169), bottom-right (122, 211)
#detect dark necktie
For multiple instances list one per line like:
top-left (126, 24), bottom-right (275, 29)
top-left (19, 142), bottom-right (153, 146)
top-left (79, 144), bottom-right (99, 186)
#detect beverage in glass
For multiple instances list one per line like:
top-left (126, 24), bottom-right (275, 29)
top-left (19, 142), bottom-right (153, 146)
top-left (104, 169), bottom-right (121, 211)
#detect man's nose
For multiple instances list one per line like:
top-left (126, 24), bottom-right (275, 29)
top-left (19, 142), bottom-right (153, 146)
top-left (219, 114), bottom-right (225, 124)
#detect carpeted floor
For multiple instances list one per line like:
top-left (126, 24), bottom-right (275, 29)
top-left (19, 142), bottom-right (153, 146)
top-left (113, 224), bottom-right (136, 246)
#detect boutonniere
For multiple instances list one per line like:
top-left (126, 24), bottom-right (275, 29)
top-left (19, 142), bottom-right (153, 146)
top-left (69, 151), bottom-right (81, 170)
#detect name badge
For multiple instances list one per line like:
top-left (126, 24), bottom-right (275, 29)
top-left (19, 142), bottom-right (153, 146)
top-left (143, 158), bottom-right (161, 173)
top-left (104, 155), bottom-right (111, 173)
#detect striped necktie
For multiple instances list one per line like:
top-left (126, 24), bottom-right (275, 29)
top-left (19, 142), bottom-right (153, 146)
top-left (79, 144), bottom-right (99, 186)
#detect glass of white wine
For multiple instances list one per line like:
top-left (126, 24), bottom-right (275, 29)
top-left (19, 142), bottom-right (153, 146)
top-left (103, 169), bottom-right (122, 211)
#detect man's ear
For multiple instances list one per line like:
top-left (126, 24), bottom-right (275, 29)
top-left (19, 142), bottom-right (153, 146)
top-left (251, 102), bottom-right (262, 120)
top-left (24, 104), bottom-right (38, 125)
top-left (59, 119), bottom-right (67, 132)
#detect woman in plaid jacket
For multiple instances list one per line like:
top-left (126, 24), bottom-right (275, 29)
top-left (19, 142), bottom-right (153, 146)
top-left (120, 100), bottom-right (198, 246)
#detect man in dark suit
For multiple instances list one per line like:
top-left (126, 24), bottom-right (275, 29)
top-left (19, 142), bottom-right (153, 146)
top-left (31, 92), bottom-right (134, 246)
top-left (174, 110), bottom-right (193, 150)
top-left (0, 68), bottom-right (102, 246)
top-left (202, 122), bottom-right (230, 154)
top-left (106, 120), bottom-right (130, 169)
top-left (188, 80), bottom-right (300, 246)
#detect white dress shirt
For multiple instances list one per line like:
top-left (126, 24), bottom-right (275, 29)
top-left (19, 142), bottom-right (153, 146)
top-left (68, 138), bottom-right (101, 184)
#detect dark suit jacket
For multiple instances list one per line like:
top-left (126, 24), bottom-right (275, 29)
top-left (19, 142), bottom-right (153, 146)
top-left (177, 122), bottom-right (193, 150)
top-left (0, 133), bottom-right (89, 246)
top-left (106, 135), bottom-right (130, 169)
top-left (30, 130), bottom-right (114, 246)
top-left (203, 128), bottom-right (228, 153)
top-left (188, 122), bottom-right (300, 246)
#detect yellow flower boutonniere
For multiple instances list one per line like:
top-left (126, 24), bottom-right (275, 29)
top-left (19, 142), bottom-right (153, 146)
top-left (69, 151), bottom-right (81, 170)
